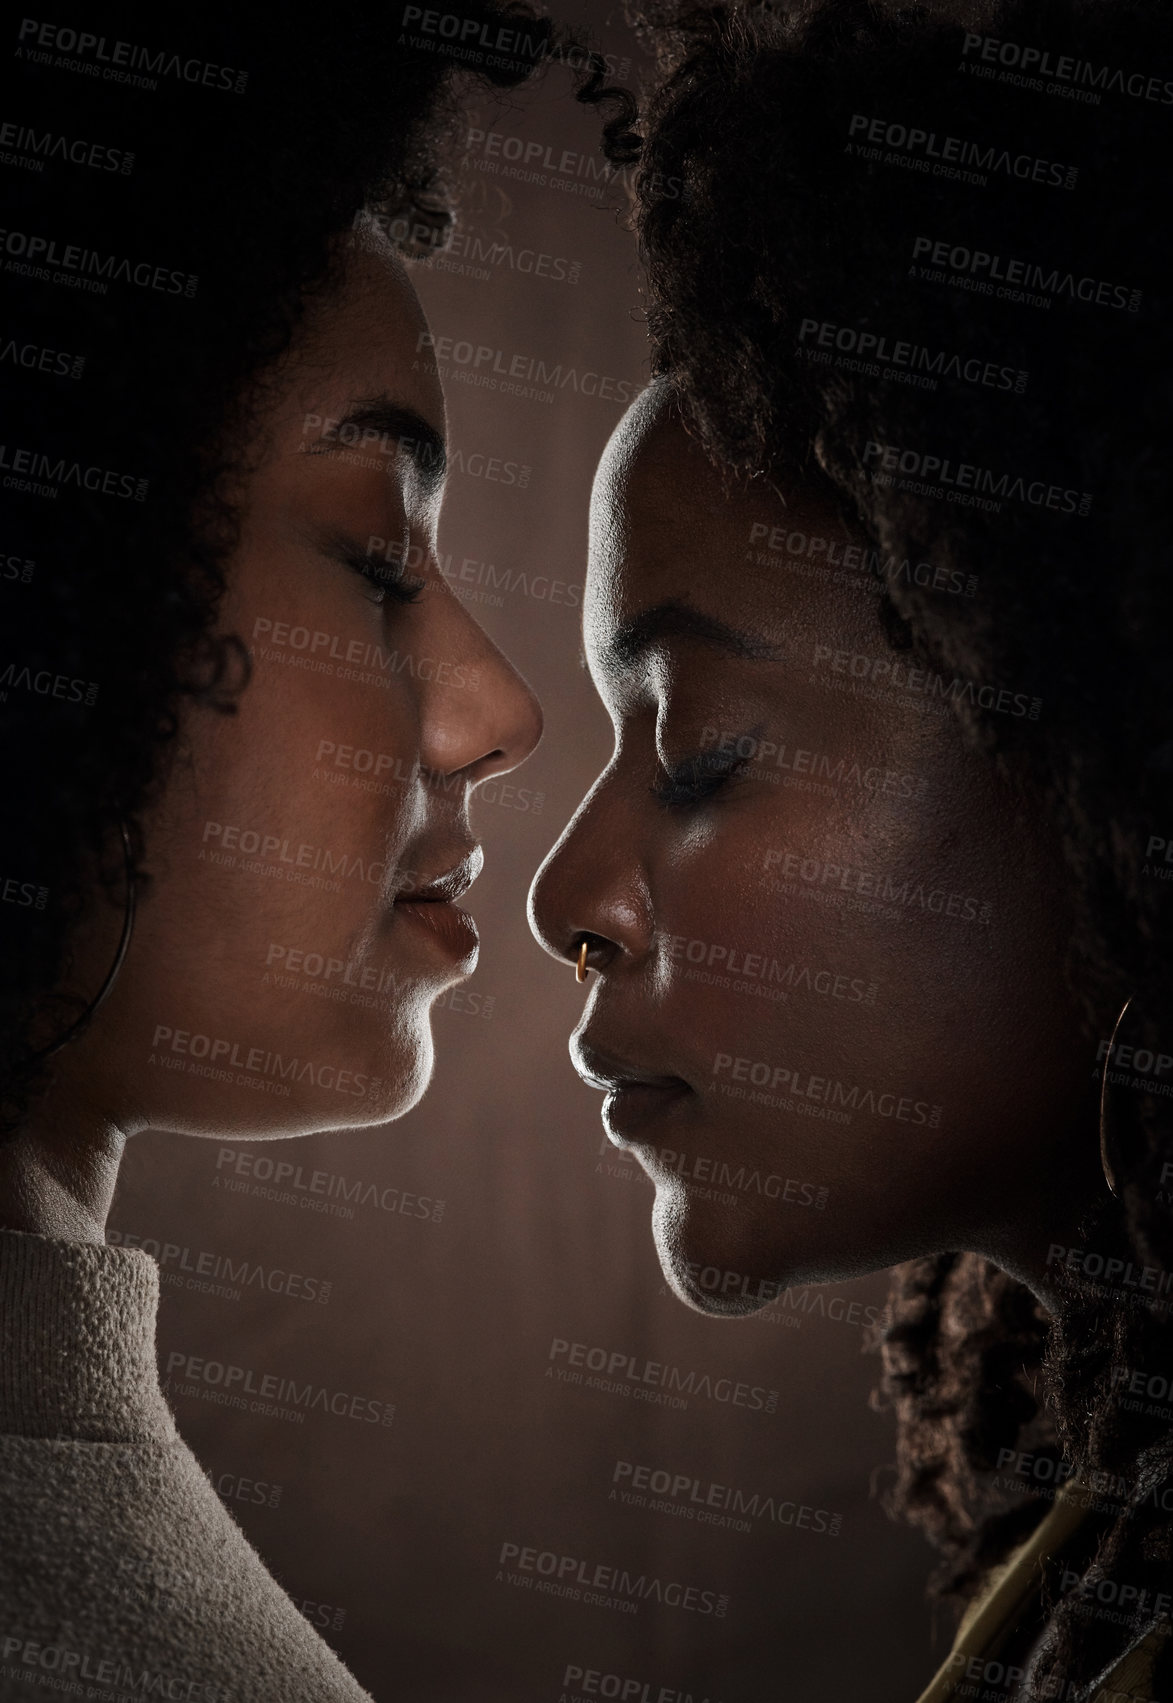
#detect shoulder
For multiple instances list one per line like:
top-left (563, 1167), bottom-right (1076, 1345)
top-left (0, 1433), bottom-right (372, 1703)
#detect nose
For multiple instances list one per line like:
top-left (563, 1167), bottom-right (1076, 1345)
top-left (419, 581), bottom-right (543, 788)
top-left (527, 770), bottom-right (654, 977)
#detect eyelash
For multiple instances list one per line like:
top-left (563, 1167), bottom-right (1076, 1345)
top-left (342, 548), bottom-right (424, 609)
top-left (651, 748), bottom-right (748, 809)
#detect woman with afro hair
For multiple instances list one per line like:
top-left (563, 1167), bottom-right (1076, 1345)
top-left (0, 2), bottom-right (631, 1697)
top-left (529, 0), bottom-right (1173, 1696)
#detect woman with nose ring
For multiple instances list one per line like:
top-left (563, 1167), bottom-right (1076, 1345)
top-left (529, 0), bottom-right (1173, 1696)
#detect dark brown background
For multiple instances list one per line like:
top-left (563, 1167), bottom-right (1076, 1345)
top-left (113, 17), bottom-right (944, 1698)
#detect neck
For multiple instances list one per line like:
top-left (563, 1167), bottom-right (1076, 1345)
top-left (0, 1078), bottom-right (128, 1243)
top-left (978, 1177), bottom-right (1120, 1324)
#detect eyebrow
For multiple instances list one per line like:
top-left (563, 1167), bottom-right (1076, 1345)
top-left (309, 395), bottom-right (446, 490)
top-left (605, 598), bottom-right (785, 673)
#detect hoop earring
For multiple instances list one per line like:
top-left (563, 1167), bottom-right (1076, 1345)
top-left (35, 819), bottom-right (137, 1061)
top-left (1096, 987), bottom-right (1150, 1198)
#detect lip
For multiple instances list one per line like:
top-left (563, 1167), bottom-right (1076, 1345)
top-left (396, 846), bottom-right (483, 904)
top-left (393, 845), bottom-right (483, 967)
top-left (572, 1039), bottom-right (692, 1145)
top-left (394, 898), bottom-right (480, 965)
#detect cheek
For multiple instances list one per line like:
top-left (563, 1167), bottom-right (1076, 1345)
top-left (157, 626), bottom-right (422, 941)
top-left (203, 647), bottom-right (420, 859)
top-left (653, 779), bottom-right (1076, 1157)
top-left (184, 547), bottom-right (425, 909)
top-left (108, 580), bottom-right (437, 1134)
top-left (134, 660), bottom-right (419, 992)
top-left (650, 792), bottom-right (899, 1065)
top-left (638, 771), bottom-right (1088, 1286)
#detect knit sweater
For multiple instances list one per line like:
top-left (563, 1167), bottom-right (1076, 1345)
top-left (0, 1228), bottom-right (374, 1703)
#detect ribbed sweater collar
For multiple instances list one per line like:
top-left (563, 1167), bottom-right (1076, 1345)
top-left (0, 1228), bottom-right (176, 1443)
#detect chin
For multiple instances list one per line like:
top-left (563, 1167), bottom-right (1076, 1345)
top-left (264, 1011), bottom-right (437, 1134)
top-left (361, 1016), bottom-right (436, 1125)
top-left (651, 1185), bottom-right (784, 1318)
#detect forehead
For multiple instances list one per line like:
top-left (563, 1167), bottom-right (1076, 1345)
top-left (586, 396), bottom-right (873, 669)
top-left (285, 225), bottom-right (445, 439)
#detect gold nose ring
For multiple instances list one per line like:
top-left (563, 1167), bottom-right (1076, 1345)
top-left (576, 939), bottom-right (590, 983)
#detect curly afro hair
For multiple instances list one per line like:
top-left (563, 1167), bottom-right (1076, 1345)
top-left (0, 0), bottom-right (633, 1130)
top-left (617, 0), bottom-right (1173, 1692)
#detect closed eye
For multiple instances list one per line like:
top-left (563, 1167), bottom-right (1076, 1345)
top-left (651, 748), bottom-right (748, 808)
top-left (334, 534), bottom-right (425, 608)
